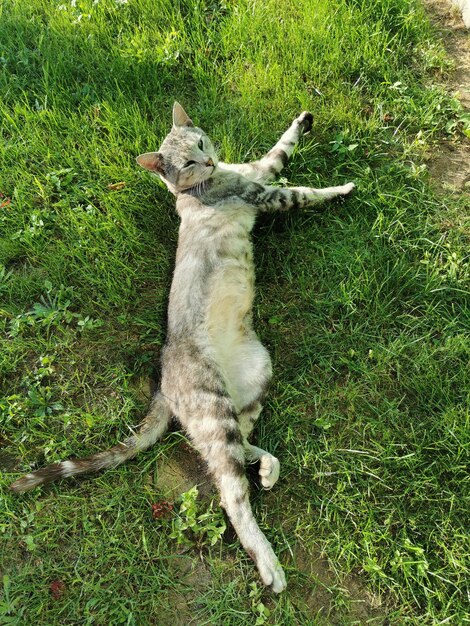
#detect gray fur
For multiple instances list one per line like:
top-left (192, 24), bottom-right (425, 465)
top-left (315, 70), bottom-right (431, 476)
top-left (11, 103), bottom-right (355, 593)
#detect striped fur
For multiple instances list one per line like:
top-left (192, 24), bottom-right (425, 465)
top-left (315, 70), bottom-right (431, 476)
top-left (11, 394), bottom-right (172, 493)
top-left (11, 103), bottom-right (355, 593)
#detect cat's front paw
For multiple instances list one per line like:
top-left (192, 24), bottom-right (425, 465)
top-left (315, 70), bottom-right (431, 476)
top-left (297, 111), bottom-right (313, 134)
top-left (341, 182), bottom-right (356, 195)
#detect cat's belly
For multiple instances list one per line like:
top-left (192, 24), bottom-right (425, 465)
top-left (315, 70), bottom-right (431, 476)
top-left (206, 262), bottom-right (254, 340)
top-left (205, 263), bottom-right (272, 410)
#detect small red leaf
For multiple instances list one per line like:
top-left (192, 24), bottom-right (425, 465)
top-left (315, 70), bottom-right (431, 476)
top-left (151, 500), bottom-right (174, 519)
top-left (50, 579), bottom-right (66, 600)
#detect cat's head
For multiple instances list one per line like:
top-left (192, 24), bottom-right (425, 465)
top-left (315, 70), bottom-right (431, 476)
top-left (136, 102), bottom-right (218, 194)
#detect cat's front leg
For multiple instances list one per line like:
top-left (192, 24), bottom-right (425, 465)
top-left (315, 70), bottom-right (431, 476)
top-left (254, 111), bottom-right (313, 182)
top-left (241, 181), bottom-right (355, 212)
top-left (220, 111), bottom-right (313, 183)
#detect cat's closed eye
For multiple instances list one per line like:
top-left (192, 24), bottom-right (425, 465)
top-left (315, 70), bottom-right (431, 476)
top-left (184, 160), bottom-right (197, 168)
top-left (198, 138), bottom-right (204, 150)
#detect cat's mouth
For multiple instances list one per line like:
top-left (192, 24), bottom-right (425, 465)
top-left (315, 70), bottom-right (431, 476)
top-left (206, 158), bottom-right (218, 173)
top-left (204, 162), bottom-right (217, 177)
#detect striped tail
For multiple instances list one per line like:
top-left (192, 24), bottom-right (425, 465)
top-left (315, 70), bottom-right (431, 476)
top-left (10, 393), bottom-right (172, 494)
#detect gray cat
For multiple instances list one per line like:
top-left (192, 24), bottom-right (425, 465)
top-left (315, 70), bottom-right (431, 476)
top-left (11, 103), bottom-right (355, 592)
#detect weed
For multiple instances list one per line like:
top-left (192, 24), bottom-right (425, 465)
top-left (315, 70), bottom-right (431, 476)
top-left (169, 486), bottom-right (227, 549)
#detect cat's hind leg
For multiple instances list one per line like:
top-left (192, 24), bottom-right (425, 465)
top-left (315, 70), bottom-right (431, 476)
top-left (246, 444), bottom-right (280, 490)
top-left (239, 402), bottom-right (280, 490)
top-left (180, 390), bottom-right (286, 592)
top-left (227, 339), bottom-right (280, 490)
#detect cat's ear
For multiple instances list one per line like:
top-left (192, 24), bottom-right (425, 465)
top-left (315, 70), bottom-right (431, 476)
top-left (172, 101), bottom-right (193, 127)
top-left (136, 152), bottom-right (165, 173)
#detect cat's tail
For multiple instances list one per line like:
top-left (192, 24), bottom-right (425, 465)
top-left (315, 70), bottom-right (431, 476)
top-left (10, 392), bottom-right (172, 494)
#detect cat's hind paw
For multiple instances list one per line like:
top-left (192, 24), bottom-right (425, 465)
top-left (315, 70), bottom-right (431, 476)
top-left (257, 551), bottom-right (287, 593)
top-left (259, 454), bottom-right (280, 489)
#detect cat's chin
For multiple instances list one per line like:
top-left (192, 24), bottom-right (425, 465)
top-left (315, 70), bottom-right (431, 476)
top-left (158, 175), bottom-right (211, 195)
top-left (177, 169), bottom-right (216, 194)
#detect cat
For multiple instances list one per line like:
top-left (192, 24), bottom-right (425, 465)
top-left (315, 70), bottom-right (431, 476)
top-left (11, 102), bottom-right (355, 592)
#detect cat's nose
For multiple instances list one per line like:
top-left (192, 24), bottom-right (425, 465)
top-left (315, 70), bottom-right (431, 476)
top-left (206, 158), bottom-right (214, 167)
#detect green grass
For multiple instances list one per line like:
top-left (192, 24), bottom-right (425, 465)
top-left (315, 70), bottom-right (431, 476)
top-left (1, 0), bottom-right (469, 623)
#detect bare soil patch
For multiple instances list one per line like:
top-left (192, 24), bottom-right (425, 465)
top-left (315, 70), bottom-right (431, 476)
top-left (290, 543), bottom-right (384, 624)
top-left (423, 0), bottom-right (470, 191)
top-left (155, 442), bottom-right (212, 500)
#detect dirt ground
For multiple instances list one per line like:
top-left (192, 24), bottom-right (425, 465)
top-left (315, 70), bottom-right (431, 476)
top-left (424, 0), bottom-right (470, 191)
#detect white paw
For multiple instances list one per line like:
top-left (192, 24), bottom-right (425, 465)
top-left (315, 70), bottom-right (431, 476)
top-left (257, 549), bottom-right (287, 593)
top-left (259, 454), bottom-right (280, 489)
top-left (271, 564), bottom-right (287, 593)
top-left (341, 182), bottom-right (356, 195)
